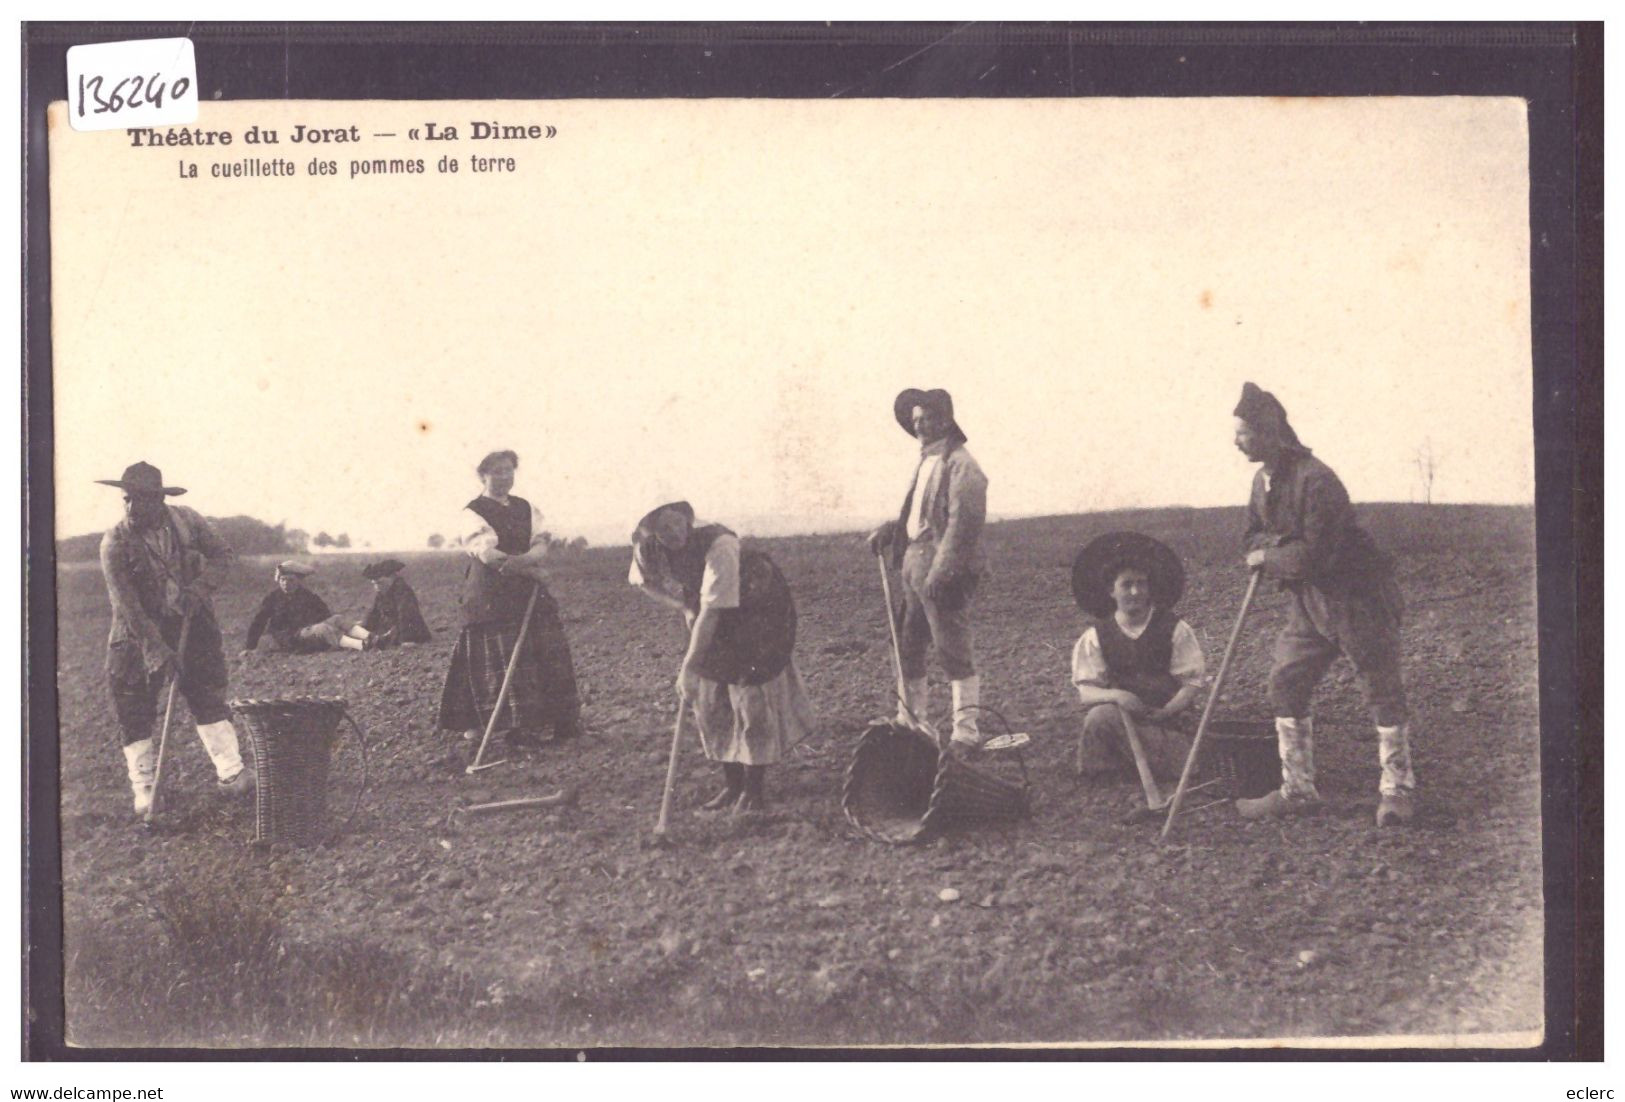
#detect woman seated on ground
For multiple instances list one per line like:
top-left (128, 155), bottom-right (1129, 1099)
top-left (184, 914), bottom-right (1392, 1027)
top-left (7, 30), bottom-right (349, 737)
top-left (629, 502), bottom-right (815, 813)
top-left (242, 561), bottom-right (379, 655)
top-left (360, 558), bottom-right (432, 648)
top-left (1070, 532), bottom-right (1206, 782)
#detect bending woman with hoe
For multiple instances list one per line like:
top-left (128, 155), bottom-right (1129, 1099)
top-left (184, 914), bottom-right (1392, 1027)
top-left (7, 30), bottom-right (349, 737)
top-left (630, 502), bottom-right (815, 814)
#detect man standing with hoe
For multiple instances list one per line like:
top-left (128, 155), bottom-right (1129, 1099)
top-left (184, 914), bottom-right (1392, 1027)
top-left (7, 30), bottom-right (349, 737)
top-left (1231, 383), bottom-right (1417, 826)
top-left (867, 388), bottom-right (990, 757)
top-left (96, 462), bottom-right (252, 818)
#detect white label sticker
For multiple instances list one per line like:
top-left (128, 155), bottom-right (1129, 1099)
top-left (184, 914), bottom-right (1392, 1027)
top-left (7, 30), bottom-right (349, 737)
top-left (66, 38), bottom-right (198, 133)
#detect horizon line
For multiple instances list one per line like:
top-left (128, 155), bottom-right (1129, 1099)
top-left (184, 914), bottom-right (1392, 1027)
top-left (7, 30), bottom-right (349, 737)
top-left (55, 499), bottom-right (1536, 554)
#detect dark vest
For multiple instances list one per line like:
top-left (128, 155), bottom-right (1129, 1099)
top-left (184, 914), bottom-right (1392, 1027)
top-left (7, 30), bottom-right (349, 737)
top-left (1097, 606), bottom-right (1181, 708)
top-left (666, 525), bottom-right (796, 686)
top-left (460, 495), bottom-right (540, 626)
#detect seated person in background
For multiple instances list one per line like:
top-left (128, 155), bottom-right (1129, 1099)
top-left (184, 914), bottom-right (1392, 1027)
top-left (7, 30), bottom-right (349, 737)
top-left (1070, 532), bottom-right (1206, 782)
top-left (360, 559), bottom-right (432, 648)
top-left (242, 561), bottom-right (377, 655)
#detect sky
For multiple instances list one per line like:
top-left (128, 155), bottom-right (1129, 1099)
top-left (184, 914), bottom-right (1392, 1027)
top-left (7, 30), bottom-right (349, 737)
top-left (49, 97), bottom-right (1533, 549)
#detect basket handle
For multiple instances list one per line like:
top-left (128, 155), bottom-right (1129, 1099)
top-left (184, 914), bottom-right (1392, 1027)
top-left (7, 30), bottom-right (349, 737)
top-left (953, 704), bottom-right (1028, 789)
top-left (330, 709), bottom-right (371, 840)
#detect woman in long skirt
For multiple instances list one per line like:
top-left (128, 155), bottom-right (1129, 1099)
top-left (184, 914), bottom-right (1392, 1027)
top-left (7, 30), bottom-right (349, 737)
top-left (437, 449), bottom-right (582, 749)
top-left (630, 501), bottom-right (814, 812)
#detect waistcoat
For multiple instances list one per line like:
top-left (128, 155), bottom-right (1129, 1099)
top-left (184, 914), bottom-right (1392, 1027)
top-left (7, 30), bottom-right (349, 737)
top-left (1097, 606), bottom-right (1181, 708)
top-left (665, 525), bottom-right (796, 686)
top-left (460, 495), bottom-right (538, 626)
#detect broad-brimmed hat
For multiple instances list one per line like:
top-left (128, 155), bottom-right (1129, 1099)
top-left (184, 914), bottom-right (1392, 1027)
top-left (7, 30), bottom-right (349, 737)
top-left (362, 559), bottom-right (406, 580)
top-left (893, 388), bottom-right (967, 444)
top-left (94, 461), bottom-right (186, 497)
top-left (1071, 531), bottom-right (1185, 619)
top-left (631, 500), bottom-right (694, 543)
top-left (275, 560), bottom-right (316, 577)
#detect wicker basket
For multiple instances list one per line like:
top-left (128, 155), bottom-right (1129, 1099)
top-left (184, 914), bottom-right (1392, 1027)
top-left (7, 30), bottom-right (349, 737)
top-left (842, 722), bottom-right (1030, 844)
top-left (230, 697), bottom-right (367, 846)
top-left (1203, 719), bottom-right (1282, 799)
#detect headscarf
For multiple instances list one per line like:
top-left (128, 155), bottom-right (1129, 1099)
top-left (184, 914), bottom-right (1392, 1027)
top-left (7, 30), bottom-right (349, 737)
top-left (1233, 382), bottom-right (1303, 449)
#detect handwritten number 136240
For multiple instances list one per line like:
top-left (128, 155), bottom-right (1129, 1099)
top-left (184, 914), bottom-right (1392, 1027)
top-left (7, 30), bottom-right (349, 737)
top-left (76, 71), bottom-right (191, 117)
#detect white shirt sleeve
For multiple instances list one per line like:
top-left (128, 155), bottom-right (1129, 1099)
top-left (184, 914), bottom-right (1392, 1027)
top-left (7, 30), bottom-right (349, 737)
top-left (461, 507), bottom-right (496, 557)
top-left (1170, 619), bottom-right (1207, 688)
top-left (1071, 628), bottom-right (1107, 688)
top-left (699, 535), bottom-right (742, 611)
top-left (461, 500), bottom-right (549, 558)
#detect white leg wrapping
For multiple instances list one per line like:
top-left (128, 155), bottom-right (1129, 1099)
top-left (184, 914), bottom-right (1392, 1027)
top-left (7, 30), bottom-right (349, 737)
top-left (950, 675), bottom-right (982, 748)
top-left (122, 739), bottom-right (155, 813)
top-left (196, 720), bottom-right (245, 781)
top-left (1377, 724), bottom-right (1415, 795)
top-left (1276, 716), bottom-right (1319, 800)
top-left (338, 636), bottom-right (366, 651)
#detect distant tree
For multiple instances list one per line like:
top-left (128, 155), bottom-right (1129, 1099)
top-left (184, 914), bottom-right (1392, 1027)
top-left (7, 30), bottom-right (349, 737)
top-left (313, 532), bottom-right (333, 549)
top-left (427, 533), bottom-right (445, 550)
top-left (334, 533), bottom-right (351, 549)
top-left (1414, 437), bottom-right (1441, 505)
top-left (567, 536), bottom-right (589, 554)
top-left (57, 514), bottom-right (317, 562)
top-left (208, 516), bottom-right (309, 555)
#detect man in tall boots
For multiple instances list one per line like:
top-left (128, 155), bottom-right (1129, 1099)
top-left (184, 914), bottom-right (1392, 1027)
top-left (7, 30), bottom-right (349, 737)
top-left (867, 388), bottom-right (990, 756)
top-left (1230, 383), bottom-right (1416, 826)
top-left (97, 462), bottom-right (252, 816)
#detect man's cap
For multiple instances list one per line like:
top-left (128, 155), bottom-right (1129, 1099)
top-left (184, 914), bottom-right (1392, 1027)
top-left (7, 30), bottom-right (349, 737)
top-left (275, 560), bottom-right (316, 577)
top-left (1071, 531), bottom-right (1186, 618)
top-left (362, 559), bottom-right (407, 580)
top-left (95, 461), bottom-right (186, 497)
top-left (893, 388), bottom-right (967, 444)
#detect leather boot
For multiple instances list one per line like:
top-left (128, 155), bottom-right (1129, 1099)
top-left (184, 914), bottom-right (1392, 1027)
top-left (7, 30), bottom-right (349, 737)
top-left (700, 763), bottom-right (744, 811)
top-left (1235, 717), bottom-right (1320, 818)
top-left (735, 765), bottom-right (767, 814)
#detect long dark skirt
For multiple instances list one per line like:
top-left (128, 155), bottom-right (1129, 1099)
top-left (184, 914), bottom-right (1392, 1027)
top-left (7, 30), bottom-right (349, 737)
top-left (436, 599), bottom-right (579, 735)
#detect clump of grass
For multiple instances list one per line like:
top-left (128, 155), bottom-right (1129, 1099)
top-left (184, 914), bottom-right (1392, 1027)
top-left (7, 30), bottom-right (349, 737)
top-left (66, 884), bottom-right (548, 1048)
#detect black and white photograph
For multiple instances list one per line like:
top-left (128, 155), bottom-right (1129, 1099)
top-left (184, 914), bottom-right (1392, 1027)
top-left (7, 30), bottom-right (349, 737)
top-left (22, 21), bottom-right (1597, 1069)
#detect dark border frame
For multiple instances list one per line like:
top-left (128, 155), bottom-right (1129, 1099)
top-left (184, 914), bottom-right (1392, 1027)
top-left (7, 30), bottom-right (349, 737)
top-left (21, 21), bottom-right (1601, 1062)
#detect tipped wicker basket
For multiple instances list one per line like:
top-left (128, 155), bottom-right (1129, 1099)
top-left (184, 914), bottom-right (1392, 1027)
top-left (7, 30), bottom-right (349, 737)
top-left (842, 722), bottom-right (1030, 844)
top-left (1203, 719), bottom-right (1282, 799)
top-left (229, 696), bottom-right (368, 846)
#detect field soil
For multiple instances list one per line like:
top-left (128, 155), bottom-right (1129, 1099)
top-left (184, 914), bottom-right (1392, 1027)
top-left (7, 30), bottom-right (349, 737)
top-left (53, 504), bottom-right (1544, 1049)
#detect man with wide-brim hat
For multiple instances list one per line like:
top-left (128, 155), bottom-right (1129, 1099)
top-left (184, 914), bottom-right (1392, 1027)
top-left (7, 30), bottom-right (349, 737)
top-left (359, 558), bottom-right (432, 649)
top-left (94, 461), bottom-right (251, 816)
top-left (1070, 532), bottom-right (1207, 782)
top-left (1231, 382), bottom-right (1415, 826)
top-left (866, 387), bottom-right (990, 753)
